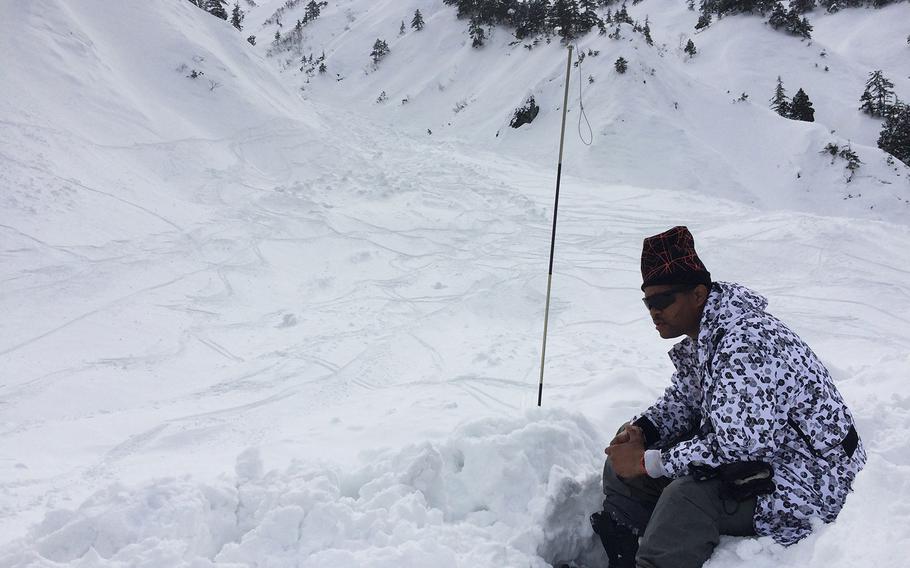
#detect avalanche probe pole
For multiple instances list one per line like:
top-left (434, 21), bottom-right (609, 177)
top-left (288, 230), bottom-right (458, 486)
top-left (538, 45), bottom-right (573, 407)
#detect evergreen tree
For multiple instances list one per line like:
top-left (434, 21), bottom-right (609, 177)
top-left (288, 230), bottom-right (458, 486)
top-left (550, 0), bottom-right (583, 43)
top-left (616, 2), bottom-right (633, 23)
top-left (643, 17), bottom-right (654, 45)
top-left (615, 56), bottom-right (628, 73)
top-left (399, 20), bottom-right (406, 35)
top-left (527, 0), bottom-right (550, 35)
top-left (684, 39), bottom-right (697, 56)
top-left (475, 0), bottom-right (501, 25)
top-left (790, 0), bottom-right (816, 13)
top-left (860, 70), bottom-right (896, 118)
top-left (695, 12), bottom-right (712, 29)
top-left (512, 2), bottom-right (533, 38)
top-left (878, 103), bottom-right (910, 166)
top-left (770, 76), bottom-right (790, 117)
top-left (769, 5), bottom-right (812, 38)
top-left (579, 0), bottom-right (605, 31)
top-left (839, 145), bottom-right (861, 181)
top-left (469, 15), bottom-right (486, 48)
top-left (788, 10), bottom-right (812, 38)
top-left (443, 0), bottom-right (477, 19)
top-left (789, 88), bottom-right (815, 121)
top-left (411, 9), bottom-right (425, 30)
top-left (512, 0), bottom-right (549, 39)
top-left (370, 38), bottom-right (390, 63)
top-left (305, 1), bottom-right (322, 22)
top-left (204, 0), bottom-right (228, 20)
top-left (768, 2), bottom-right (788, 27)
top-left (230, 2), bottom-right (244, 31)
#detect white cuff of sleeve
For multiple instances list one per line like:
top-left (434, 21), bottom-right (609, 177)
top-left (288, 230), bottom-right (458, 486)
top-left (643, 449), bottom-right (667, 478)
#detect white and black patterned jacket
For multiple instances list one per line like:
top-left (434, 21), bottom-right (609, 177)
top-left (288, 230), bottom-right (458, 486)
top-left (634, 282), bottom-right (866, 545)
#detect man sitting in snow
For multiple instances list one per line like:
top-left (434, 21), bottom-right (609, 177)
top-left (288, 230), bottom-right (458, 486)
top-left (592, 226), bottom-right (865, 568)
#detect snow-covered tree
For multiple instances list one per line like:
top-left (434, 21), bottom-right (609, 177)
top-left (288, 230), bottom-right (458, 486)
top-left (684, 38), bottom-right (697, 57)
top-left (230, 2), bottom-right (244, 30)
top-left (204, 0), bottom-right (228, 20)
top-left (469, 15), bottom-right (486, 48)
top-left (399, 20), bottom-right (406, 35)
top-left (860, 70), bottom-right (896, 118)
top-left (768, 1), bottom-right (788, 26)
top-left (878, 103), bottom-right (910, 166)
top-left (615, 56), bottom-right (628, 73)
top-left (513, 0), bottom-right (550, 39)
top-left (615, 2), bottom-right (633, 24)
top-left (304, 1), bottom-right (323, 22)
top-left (768, 3), bottom-right (812, 38)
top-left (790, 88), bottom-right (815, 122)
top-left (370, 38), bottom-right (390, 63)
top-left (443, 0), bottom-right (476, 19)
top-left (770, 76), bottom-right (790, 117)
top-left (788, 11), bottom-right (812, 38)
top-left (642, 17), bottom-right (653, 45)
top-left (411, 9), bottom-right (425, 31)
top-left (579, 0), bottom-right (605, 30)
top-left (550, 0), bottom-right (583, 42)
top-left (790, 0), bottom-right (816, 12)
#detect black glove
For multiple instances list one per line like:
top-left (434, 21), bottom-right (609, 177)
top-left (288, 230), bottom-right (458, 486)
top-left (690, 461), bottom-right (775, 502)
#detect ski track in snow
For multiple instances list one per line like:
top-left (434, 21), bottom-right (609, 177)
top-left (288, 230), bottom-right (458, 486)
top-left (3, 107), bottom-right (909, 566)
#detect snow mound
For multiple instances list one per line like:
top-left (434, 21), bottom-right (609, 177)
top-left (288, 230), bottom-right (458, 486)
top-left (0, 411), bottom-right (607, 568)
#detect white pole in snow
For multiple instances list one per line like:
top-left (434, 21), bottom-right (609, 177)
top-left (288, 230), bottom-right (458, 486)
top-left (538, 45), bottom-right (574, 407)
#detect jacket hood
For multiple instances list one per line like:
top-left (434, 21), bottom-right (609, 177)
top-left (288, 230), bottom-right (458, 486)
top-left (702, 282), bottom-right (768, 323)
top-left (703, 281), bottom-right (769, 329)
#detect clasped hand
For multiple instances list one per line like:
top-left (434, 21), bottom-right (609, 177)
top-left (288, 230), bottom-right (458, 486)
top-left (605, 423), bottom-right (646, 478)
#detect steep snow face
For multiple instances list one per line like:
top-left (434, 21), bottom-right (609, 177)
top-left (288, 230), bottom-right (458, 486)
top-left (0, 0), bottom-right (315, 144)
top-left (0, 0), bottom-right (320, 247)
top-left (2, 1), bottom-right (910, 567)
top-left (246, 0), bottom-right (910, 220)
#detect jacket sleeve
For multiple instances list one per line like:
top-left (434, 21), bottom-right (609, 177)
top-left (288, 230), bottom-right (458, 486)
top-left (659, 338), bottom-right (788, 478)
top-left (634, 369), bottom-right (701, 448)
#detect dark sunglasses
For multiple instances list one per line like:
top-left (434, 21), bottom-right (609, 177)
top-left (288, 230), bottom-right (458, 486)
top-left (642, 285), bottom-right (696, 311)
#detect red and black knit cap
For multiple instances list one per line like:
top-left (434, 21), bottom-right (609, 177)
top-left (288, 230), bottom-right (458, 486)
top-left (640, 226), bottom-right (711, 290)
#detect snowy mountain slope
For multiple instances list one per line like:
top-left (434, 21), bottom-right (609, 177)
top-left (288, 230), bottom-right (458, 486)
top-left (247, 0), bottom-right (910, 219)
top-left (0, 0), bottom-right (323, 250)
top-left (1, 1), bottom-right (909, 567)
top-left (0, 0), bottom-right (314, 144)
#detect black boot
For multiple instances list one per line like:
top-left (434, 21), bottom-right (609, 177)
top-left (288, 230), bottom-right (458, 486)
top-left (590, 511), bottom-right (639, 568)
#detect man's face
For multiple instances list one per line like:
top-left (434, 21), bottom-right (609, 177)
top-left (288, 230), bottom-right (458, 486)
top-left (642, 284), bottom-right (708, 339)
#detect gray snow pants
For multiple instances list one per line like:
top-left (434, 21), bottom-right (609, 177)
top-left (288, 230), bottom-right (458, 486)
top-left (602, 459), bottom-right (757, 568)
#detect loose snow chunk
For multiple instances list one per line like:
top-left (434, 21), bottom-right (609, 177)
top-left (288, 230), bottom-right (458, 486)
top-left (1, 410), bottom-right (607, 567)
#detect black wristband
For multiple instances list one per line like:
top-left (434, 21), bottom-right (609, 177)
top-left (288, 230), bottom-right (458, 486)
top-left (632, 416), bottom-right (660, 448)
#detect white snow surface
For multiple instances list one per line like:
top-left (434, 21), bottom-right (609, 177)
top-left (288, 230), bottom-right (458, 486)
top-left (1, 0), bottom-right (909, 566)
